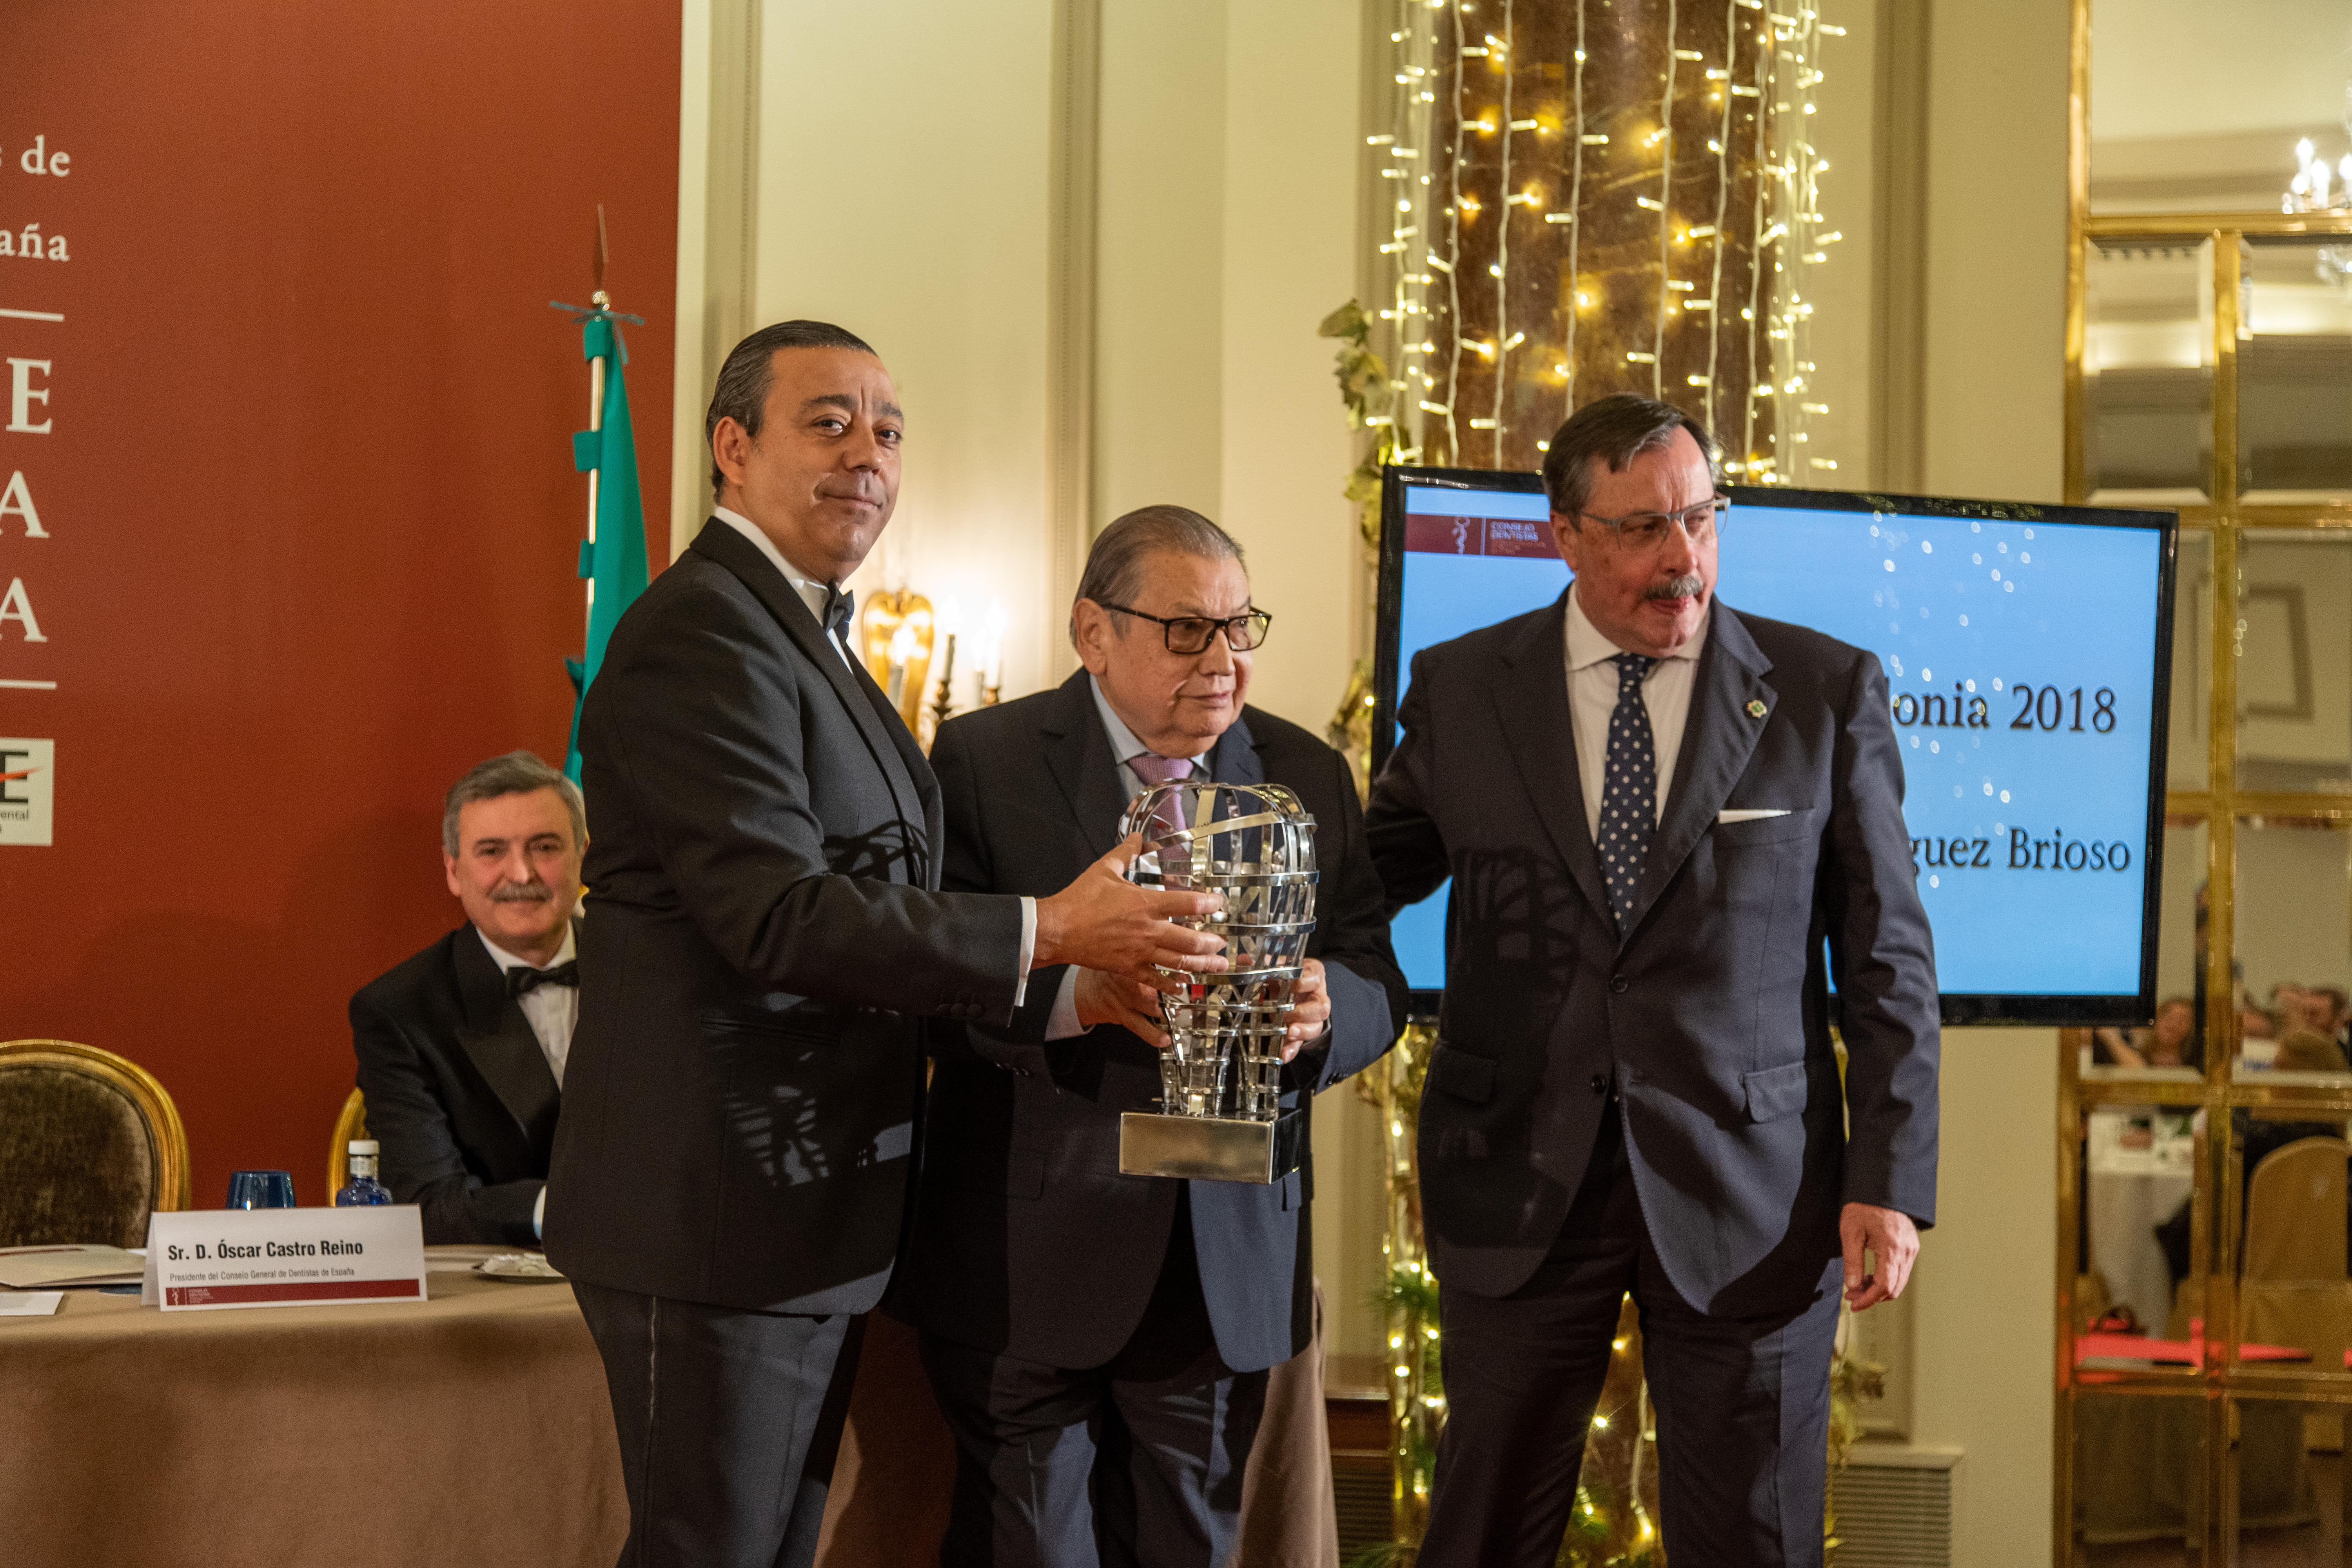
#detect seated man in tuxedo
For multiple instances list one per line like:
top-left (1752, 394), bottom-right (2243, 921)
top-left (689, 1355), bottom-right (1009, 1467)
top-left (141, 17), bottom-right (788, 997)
top-left (900, 506), bottom-right (1408, 1566)
top-left (351, 750), bottom-right (583, 1245)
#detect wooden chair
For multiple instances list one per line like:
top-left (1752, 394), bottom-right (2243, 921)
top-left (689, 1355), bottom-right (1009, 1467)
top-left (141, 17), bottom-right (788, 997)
top-left (325, 1088), bottom-right (370, 1201)
top-left (0, 1039), bottom-right (191, 1248)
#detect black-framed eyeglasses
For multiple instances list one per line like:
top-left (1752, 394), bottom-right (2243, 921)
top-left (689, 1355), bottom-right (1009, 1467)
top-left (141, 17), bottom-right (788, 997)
top-left (1096, 603), bottom-right (1273, 654)
top-left (1577, 494), bottom-right (1732, 554)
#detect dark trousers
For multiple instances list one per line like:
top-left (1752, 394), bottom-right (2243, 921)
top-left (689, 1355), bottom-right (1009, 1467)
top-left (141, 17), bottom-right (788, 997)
top-left (920, 1192), bottom-right (1268, 1568)
top-left (1419, 1109), bottom-right (1842, 1568)
top-left (573, 1280), bottom-right (863, 1568)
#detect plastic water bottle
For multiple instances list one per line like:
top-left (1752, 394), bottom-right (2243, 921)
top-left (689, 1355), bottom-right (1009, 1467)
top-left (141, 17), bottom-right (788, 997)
top-left (334, 1140), bottom-right (392, 1207)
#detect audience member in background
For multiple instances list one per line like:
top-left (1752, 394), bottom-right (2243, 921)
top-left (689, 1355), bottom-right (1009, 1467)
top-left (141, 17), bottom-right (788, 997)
top-left (2317, 986), bottom-right (2352, 1052)
top-left (2094, 996), bottom-right (2197, 1069)
top-left (350, 751), bottom-right (583, 1245)
top-left (2155, 1025), bottom-right (2352, 1296)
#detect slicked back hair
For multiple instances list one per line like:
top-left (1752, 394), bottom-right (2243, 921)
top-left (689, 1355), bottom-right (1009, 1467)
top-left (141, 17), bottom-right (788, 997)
top-left (441, 750), bottom-right (585, 858)
top-left (1072, 505), bottom-right (1247, 646)
top-left (1539, 393), bottom-right (1721, 523)
top-left (705, 320), bottom-right (879, 492)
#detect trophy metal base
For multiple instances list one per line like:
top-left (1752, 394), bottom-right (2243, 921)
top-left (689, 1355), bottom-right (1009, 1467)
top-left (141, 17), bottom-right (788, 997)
top-left (1119, 1108), bottom-right (1305, 1184)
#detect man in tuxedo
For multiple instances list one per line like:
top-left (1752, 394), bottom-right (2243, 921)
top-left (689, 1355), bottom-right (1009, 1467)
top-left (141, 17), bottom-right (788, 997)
top-left (1367, 395), bottom-right (1939, 1567)
top-left (544, 323), bottom-right (1231, 1568)
top-left (350, 750), bottom-right (582, 1245)
top-left (899, 505), bottom-right (1408, 1567)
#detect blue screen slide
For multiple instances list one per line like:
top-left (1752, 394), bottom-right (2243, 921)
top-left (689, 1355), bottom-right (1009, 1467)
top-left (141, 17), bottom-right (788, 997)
top-left (1382, 483), bottom-right (2165, 1001)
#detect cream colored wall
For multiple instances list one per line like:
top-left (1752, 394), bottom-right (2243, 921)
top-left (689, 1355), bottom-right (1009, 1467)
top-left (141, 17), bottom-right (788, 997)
top-left (1094, 0), bottom-right (1385, 1361)
top-left (1094, 0), bottom-right (1368, 734)
top-left (730, 0), bottom-right (1061, 696)
top-left (1903, 1), bottom-right (2073, 1563)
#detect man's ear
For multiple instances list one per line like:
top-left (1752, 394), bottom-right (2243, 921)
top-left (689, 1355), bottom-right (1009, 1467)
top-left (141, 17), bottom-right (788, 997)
top-left (711, 417), bottom-right (751, 504)
top-left (1550, 510), bottom-right (1584, 573)
top-left (1072, 599), bottom-right (1114, 675)
top-left (442, 852), bottom-right (465, 901)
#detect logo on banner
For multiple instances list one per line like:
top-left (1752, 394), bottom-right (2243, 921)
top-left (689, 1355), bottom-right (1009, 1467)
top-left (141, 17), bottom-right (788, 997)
top-left (0, 738), bottom-right (53, 846)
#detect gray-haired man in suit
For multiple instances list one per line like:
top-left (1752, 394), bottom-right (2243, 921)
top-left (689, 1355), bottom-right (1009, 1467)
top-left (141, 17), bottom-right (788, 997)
top-left (900, 506), bottom-right (1407, 1566)
top-left (545, 323), bottom-right (1231, 1568)
top-left (1367, 394), bottom-right (1939, 1567)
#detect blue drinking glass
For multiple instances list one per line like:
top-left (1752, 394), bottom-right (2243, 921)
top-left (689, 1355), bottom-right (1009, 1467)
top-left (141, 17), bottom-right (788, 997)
top-left (225, 1169), bottom-right (297, 1209)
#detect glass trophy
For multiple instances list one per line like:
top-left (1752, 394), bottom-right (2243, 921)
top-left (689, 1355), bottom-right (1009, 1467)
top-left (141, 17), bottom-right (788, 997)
top-left (1116, 779), bottom-right (1316, 1183)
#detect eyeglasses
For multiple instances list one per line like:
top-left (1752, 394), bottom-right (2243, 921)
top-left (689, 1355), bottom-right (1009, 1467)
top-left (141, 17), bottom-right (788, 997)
top-left (1096, 603), bottom-right (1273, 654)
top-left (1577, 495), bottom-right (1732, 553)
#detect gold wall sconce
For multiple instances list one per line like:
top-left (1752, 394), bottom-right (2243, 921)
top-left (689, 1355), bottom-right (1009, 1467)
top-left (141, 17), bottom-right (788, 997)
top-left (857, 590), bottom-right (935, 731)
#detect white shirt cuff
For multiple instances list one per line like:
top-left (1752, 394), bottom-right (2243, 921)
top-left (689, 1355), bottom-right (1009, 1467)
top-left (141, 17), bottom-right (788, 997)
top-left (533, 1185), bottom-right (546, 1241)
top-left (1045, 966), bottom-right (1085, 1041)
top-left (1012, 896), bottom-right (1036, 1008)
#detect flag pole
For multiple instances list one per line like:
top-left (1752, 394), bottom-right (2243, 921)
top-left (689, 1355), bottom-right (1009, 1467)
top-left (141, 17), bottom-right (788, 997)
top-left (584, 206), bottom-right (610, 635)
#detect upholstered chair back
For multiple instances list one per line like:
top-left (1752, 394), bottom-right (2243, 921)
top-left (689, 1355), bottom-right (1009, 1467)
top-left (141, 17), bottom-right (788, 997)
top-left (0, 1040), bottom-right (191, 1249)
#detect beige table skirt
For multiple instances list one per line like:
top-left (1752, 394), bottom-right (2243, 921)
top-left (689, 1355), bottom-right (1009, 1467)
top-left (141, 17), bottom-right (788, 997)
top-left (0, 1267), bottom-right (628, 1568)
top-left (4, 1265), bottom-right (1338, 1568)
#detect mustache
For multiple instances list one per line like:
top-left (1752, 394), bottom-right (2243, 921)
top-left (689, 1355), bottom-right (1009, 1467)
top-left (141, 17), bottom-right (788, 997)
top-left (1646, 573), bottom-right (1704, 601)
top-left (490, 882), bottom-right (554, 904)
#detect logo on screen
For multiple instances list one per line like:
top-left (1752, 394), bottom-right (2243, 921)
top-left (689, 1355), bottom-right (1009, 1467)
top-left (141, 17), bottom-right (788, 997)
top-left (1452, 520), bottom-right (1469, 554)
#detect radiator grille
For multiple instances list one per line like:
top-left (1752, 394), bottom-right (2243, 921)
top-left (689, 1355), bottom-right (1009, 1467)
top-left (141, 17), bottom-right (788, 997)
top-left (1833, 1455), bottom-right (1956, 1568)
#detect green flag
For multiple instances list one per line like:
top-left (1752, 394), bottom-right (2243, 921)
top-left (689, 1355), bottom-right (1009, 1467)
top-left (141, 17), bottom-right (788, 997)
top-left (564, 312), bottom-right (649, 782)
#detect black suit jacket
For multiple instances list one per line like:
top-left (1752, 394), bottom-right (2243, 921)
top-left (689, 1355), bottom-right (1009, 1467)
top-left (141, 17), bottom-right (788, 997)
top-left (544, 520), bottom-right (1027, 1315)
top-left (1367, 595), bottom-right (1940, 1315)
top-left (350, 923), bottom-right (563, 1245)
top-left (895, 673), bottom-right (1408, 1372)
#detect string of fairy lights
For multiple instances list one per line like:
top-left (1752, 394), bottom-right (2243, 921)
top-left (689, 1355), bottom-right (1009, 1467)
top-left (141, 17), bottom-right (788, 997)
top-left (1363, 0), bottom-right (1845, 485)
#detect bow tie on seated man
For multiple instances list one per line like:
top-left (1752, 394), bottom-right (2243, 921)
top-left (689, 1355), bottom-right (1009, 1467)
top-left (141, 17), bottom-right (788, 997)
top-left (349, 750), bottom-right (586, 1246)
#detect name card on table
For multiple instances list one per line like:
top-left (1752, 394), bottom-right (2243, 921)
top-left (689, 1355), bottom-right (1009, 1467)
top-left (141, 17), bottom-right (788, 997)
top-left (141, 1206), bottom-right (426, 1312)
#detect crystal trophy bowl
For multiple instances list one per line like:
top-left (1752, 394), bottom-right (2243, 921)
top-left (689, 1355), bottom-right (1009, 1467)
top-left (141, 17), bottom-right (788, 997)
top-left (1116, 780), bottom-right (1317, 1183)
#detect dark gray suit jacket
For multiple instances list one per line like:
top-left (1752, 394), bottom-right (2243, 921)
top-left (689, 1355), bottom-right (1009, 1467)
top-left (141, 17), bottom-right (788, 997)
top-left (895, 673), bottom-right (1407, 1372)
top-left (1367, 595), bottom-right (1939, 1316)
top-left (350, 923), bottom-right (562, 1245)
top-left (544, 520), bottom-right (1027, 1315)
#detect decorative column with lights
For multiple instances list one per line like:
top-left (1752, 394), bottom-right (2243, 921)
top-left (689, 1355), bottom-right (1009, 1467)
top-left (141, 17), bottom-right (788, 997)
top-left (1350, 5), bottom-right (1850, 1560)
top-left (1363, 0), bottom-right (1843, 486)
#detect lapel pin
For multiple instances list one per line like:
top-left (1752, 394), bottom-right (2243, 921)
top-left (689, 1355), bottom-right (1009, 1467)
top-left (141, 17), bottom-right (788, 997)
top-left (1746, 699), bottom-right (1768, 719)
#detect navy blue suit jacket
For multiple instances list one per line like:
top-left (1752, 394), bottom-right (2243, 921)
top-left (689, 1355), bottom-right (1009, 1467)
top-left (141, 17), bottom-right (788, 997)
top-left (1367, 595), bottom-right (1940, 1314)
top-left (896, 673), bottom-right (1406, 1372)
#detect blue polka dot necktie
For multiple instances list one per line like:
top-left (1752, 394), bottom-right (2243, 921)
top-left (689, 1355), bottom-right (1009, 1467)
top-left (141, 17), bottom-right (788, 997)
top-left (1598, 652), bottom-right (1659, 931)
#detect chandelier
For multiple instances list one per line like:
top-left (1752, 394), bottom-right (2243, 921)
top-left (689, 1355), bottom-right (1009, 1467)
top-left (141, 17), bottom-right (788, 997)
top-left (2282, 87), bottom-right (2352, 284)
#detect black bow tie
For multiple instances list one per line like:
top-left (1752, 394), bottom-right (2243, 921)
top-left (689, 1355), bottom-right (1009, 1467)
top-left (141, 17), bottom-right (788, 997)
top-left (506, 960), bottom-right (579, 998)
top-left (820, 583), bottom-right (855, 643)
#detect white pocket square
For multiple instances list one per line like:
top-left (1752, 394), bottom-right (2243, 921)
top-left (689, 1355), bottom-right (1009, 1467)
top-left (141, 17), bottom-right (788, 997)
top-left (1717, 809), bottom-right (1792, 824)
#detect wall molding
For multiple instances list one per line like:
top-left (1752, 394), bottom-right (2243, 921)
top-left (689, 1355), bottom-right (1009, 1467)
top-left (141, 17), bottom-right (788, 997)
top-left (1870, 0), bottom-right (1930, 493)
top-left (670, 0), bottom-right (760, 561)
top-left (1046, 0), bottom-right (1101, 672)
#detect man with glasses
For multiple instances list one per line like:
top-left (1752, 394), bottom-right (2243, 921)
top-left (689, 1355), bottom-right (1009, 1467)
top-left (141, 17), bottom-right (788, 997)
top-left (900, 504), bottom-right (1408, 1566)
top-left (1368, 395), bottom-right (1939, 1567)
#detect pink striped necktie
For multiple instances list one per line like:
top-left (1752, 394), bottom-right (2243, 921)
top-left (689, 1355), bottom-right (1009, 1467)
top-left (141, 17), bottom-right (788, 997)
top-left (1127, 753), bottom-right (1196, 842)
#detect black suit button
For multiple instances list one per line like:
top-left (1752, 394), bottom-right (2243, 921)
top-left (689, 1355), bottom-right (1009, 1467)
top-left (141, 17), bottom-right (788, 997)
top-left (1590, 1073), bottom-right (1608, 1096)
top-left (1609, 975), bottom-right (1629, 995)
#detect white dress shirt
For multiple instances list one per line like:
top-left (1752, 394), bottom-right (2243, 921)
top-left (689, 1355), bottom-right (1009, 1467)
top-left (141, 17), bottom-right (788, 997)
top-left (1042, 677), bottom-right (1212, 1040)
top-left (711, 506), bottom-right (854, 669)
top-left (1564, 583), bottom-right (1708, 842)
top-left (710, 504), bottom-right (1034, 999)
top-left (476, 924), bottom-right (578, 1088)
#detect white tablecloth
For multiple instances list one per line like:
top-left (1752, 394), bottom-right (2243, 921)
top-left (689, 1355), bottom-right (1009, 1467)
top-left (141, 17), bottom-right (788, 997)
top-left (2086, 1111), bottom-right (2194, 1330)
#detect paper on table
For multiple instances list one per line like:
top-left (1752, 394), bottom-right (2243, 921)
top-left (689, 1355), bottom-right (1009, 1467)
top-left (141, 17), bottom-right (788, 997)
top-left (0, 1244), bottom-right (147, 1289)
top-left (0, 1292), bottom-right (65, 1316)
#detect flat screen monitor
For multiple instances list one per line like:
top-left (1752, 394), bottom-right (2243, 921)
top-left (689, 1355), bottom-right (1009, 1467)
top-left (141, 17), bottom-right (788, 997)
top-left (1371, 466), bottom-right (2178, 1026)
